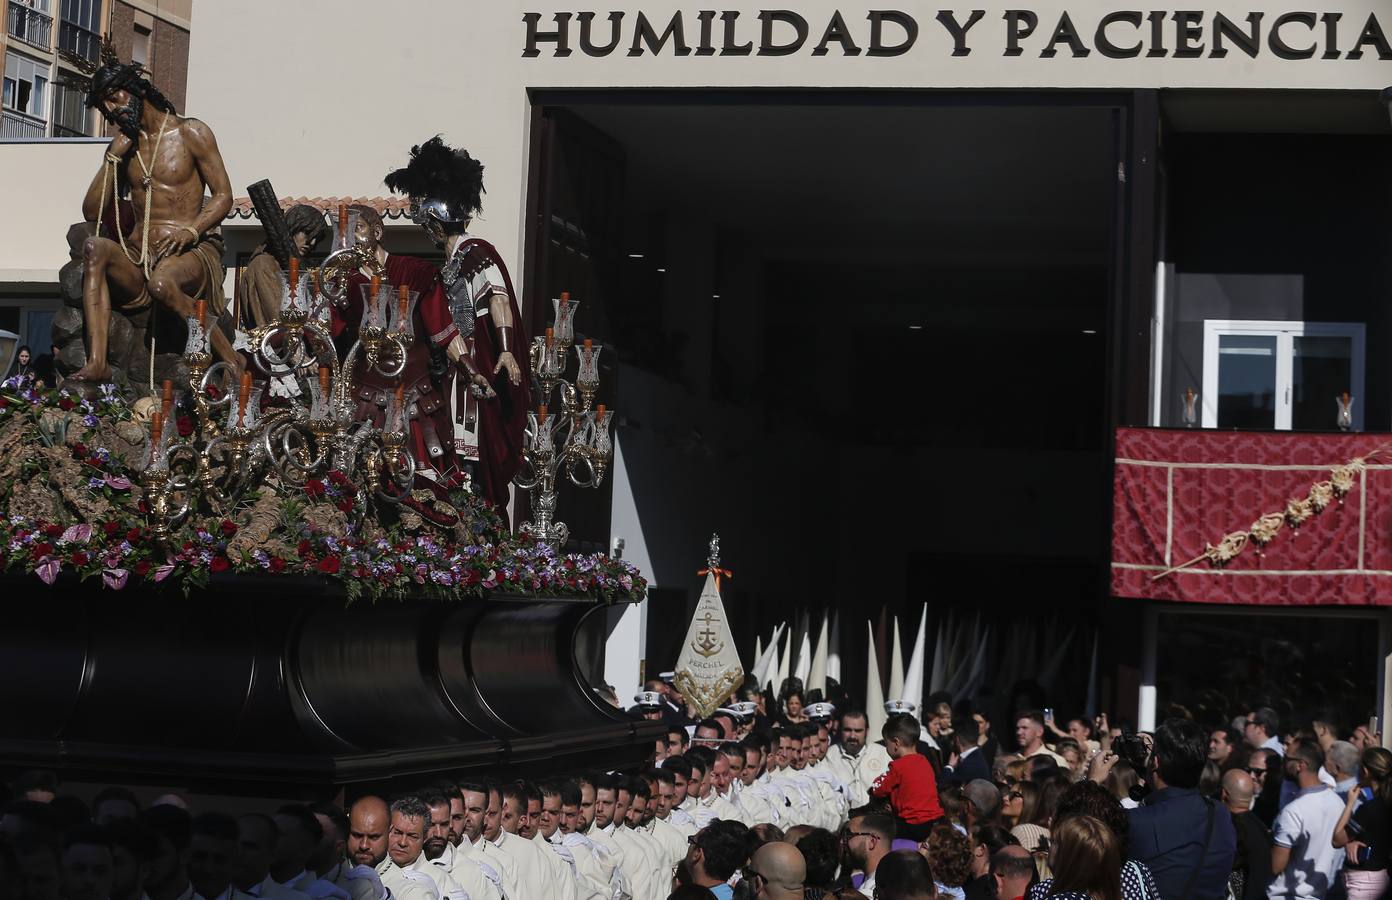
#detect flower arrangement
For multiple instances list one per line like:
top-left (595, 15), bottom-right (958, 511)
top-left (0, 376), bottom-right (645, 603)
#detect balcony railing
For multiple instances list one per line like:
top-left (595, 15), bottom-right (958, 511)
top-left (6, 1), bottom-right (53, 49)
top-left (57, 18), bottom-right (98, 63)
top-left (1, 108), bottom-right (47, 139)
top-left (51, 120), bottom-right (88, 138)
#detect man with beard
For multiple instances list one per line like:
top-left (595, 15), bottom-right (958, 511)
top-left (618, 779), bottom-right (666, 898)
top-left (539, 780), bottom-right (607, 900)
top-left (519, 785), bottom-right (542, 841)
top-left (800, 726), bottom-right (850, 827)
top-left (589, 775), bottom-right (649, 900)
top-left (642, 769), bottom-right (689, 870)
top-left (382, 138), bottom-right (530, 517)
top-left (142, 805), bottom-right (207, 900)
top-left (470, 780), bottom-right (525, 900)
top-left (567, 776), bottom-right (630, 900)
top-left (825, 709), bottom-right (892, 809)
top-left (72, 54), bottom-right (239, 385)
top-left (516, 781), bottom-right (580, 900)
top-left (737, 740), bottom-right (785, 828)
top-left (346, 797), bottom-right (434, 900)
top-left (306, 804), bottom-right (375, 900)
top-left (420, 789), bottom-right (499, 900)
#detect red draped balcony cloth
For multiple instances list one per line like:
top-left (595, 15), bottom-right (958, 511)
top-left (1111, 427), bottom-right (1392, 606)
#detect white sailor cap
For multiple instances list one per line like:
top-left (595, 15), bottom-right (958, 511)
top-left (715, 706), bottom-right (745, 722)
top-left (347, 865), bottom-right (390, 900)
top-left (658, 671), bottom-right (677, 684)
top-left (634, 690), bottom-right (664, 709)
top-left (729, 701), bottom-right (759, 720)
top-left (806, 702), bottom-right (836, 721)
top-left (885, 699), bottom-right (918, 715)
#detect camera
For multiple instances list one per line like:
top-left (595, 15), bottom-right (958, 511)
top-left (1113, 730), bottom-right (1153, 801)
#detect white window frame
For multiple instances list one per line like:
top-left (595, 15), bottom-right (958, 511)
top-left (1201, 319), bottom-right (1366, 431)
top-left (3, 51), bottom-right (49, 121)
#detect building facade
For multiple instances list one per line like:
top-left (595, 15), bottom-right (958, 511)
top-left (2, 1), bottom-right (1391, 724)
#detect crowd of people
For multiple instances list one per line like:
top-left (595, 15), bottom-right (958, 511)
top-left (2, 684), bottom-right (1388, 900)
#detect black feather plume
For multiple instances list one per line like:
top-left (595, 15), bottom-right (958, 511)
top-left (384, 136), bottom-right (486, 217)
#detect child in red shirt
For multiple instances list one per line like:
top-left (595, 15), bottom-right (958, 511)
top-left (870, 713), bottom-right (944, 841)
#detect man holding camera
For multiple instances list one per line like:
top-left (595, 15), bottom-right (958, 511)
top-left (1126, 718), bottom-right (1238, 900)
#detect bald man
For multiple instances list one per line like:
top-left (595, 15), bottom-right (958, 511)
top-left (347, 797), bottom-right (436, 900)
top-left (750, 842), bottom-right (805, 900)
top-left (1222, 769), bottom-right (1272, 900)
top-left (991, 845), bottom-right (1035, 900)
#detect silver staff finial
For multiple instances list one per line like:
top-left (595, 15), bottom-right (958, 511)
top-left (706, 533), bottom-right (721, 570)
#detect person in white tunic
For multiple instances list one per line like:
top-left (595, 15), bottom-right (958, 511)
top-left (535, 780), bottom-right (604, 900)
top-left (453, 782), bottom-right (506, 900)
top-left (824, 710), bottom-right (892, 809)
top-left (562, 778), bottom-right (631, 900)
top-left (495, 782), bottom-right (571, 900)
top-left (420, 790), bottom-right (501, 900)
top-left (588, 776), bottom-right (652, 900)
top-left (346, 798), bottom-right (436, 900)
top-left (383, 797), bottom-right (468, 900)
top-left (642, 770), bottom-right (690, 869)
top-left (659, 761), bottom-right (699, 837)
top-left (612, 780), bottom-right (665, 900)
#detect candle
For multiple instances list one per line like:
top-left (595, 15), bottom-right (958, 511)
top-left (195, 298), bottom-right (207, 329)
top-left (237, 371), bottom-right (252, 427)
top-left (583, 338), bottom-right (593, 351)
top-left (538, 404), bottom-right (548, 426)
top-left (561, 291), bottom-right (570, 301)
top-left (161, 379), bottom-right (174, 422)
top-left (150, 409), bottom-right (163, 446)
top-left (338, 204), bottom-right (348, 234)
top-left (398, 284), bottom-right (409, 322)
top-left (596, 404), bottom-right (606, 421)
top-left (288, 257), bottom-right (299, 298)
top-left (318, 366), bottom-right (330, 398)
top-left (545, 327), bottom-right (554, 347)
top-left (310, 268), bottom-right (320, 298)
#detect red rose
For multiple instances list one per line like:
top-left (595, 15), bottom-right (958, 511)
top-left (209, 555), bottom-right (231, 573)
top-left (336, 498), bottom-right (354, 514)
top-left (58, 397), bottom-right (75, 411)
top-left (70, 551), bottom-right (88, 566)
top-left (297, 539), bottom-right (312, 558)
top-left (269, 557), bottom-right (286, 573)
top-left (220, 519), bottom-right (238, 537)
top-left (71, 443), bottom-right (87, 458)
top-left (177, 416), bottom-right (193, 437)
top-left (29, 542), bottom-right (52, 560)
top-left (126, 527), bottom-right (142, 542)
top-left (328, 470), bottom-right (349, 486)
top-left (103, 521), bottom-right (120, 537)
top-left (318, 556), bottom-right (341, 574)
top-left (304, 480), bottom-right (326, 499)
top-left (181, 541), bottom-right (195, 554)
top-left (43, 524), bottom-right (63, 538)
top-left (133, 560), bottom-right (151, 577)
top-left (137, 500), bottom-right (149, 514)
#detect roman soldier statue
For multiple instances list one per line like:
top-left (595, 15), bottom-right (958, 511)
top-left (384, 138), bottom-right (531, 521)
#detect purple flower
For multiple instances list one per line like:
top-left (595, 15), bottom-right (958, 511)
top-left (87, 477), bottom-right (105, 490)
top-left (102, 568), bottom-right (129, 590)
top-left (82, 414), bottom-right (99, 428)
top-left (35, 558), bottom-right (60, 585)
top-left (104, 475), bottom-right (132, 491)
top-left (153, 565), bottom-right (175, 583)
top-left (60, 524), bottom-right (93, 545)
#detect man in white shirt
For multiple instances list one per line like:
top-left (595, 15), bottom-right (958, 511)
top-left (420, 789), bottom-right (500, 900)
top-left (1269, 739), bottom-right (1347, 900)
top-left (536, 780), bottom-right (604, 900)
top-left (453, 782), bottom-right (506, 900)
top-left (1246, 707), bottom-right (1286, 757)
top-left (346, 797), bottom-right (435, 900)
top-left (385, 797), bottom-right (468, 900)
top-left (642, 769), bottom-right (689, 869)
top-left (563, 777), bottom-right (630, 900)
top-left (824, 711), bottom-right (892, 809)
top-left (613, 780), bottom-right (663, 900)
top-left (589, 775), bottom-right (652, 900)
top-left (492, 782), bottom-right (569, 900)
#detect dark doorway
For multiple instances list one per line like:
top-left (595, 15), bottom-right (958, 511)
top-left (525, 91), bottom-right (1147, 708)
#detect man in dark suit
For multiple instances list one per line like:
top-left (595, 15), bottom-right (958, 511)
top-left (1222, 767), bottom-right (1272, 900)
top-left (943, 715), bottom-right (992, 784)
